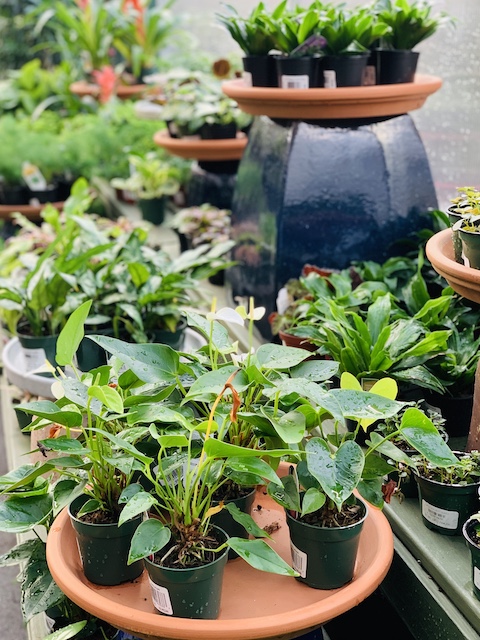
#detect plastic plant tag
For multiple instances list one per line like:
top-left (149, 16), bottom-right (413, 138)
top-left (243, 71), bottom-right (253, 87)
top-left (22, 347), bottom-right (47, 372)
top-left (290, 35), bottom-right (327, 58)
top-left (421, 500), bottom-right (459, 530)
top-left (363, 66), bottom-right (376, 86)
top-left (323, 70), bottom-right (337, 88)
top-left (149, 578), bottom-right (173, 615)
top-left (290, 541), bottom-right (307, 578)
top-left (474, 566), bottom-right (480, 590)
top-left (281, 74), bottom-right (309, 89)
top-left (22, 162), bottom-right (48, 191)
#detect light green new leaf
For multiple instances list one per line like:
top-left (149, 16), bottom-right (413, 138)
top-left (88, 384), bottom-right (123, 414)
top-left (301, 487), bottom-right (326, 517)
top-left (399, 407), bottom-right (458, 467)
top-left (43, 622), bottom-right (88, 640)
top-left (56, 300), bottom-right (92, 366)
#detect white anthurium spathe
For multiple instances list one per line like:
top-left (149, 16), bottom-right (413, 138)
top-left (236, 300), bottom-right (266, 322)
top-left (51, 380), bottom-right (66, 400)
top-left (276, 287), bottom-right (292, 315)
top-left (206, 306), bottom-right (245, 326)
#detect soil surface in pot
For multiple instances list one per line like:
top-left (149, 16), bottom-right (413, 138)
top-left (299, 501), bottom-right (363, 528)
top-left (74, 502), bottom-right (123, 525)
top-left (212, 480), bottom-right (253, 501)
top-left (151, 525), bottom-right (224, 569)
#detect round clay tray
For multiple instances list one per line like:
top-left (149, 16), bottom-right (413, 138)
top-left (0, 201), bottom-right (64, 221)
top-left (70, 81), bottom-right (150, 100)
top-left (426, 228), bottom-right (480, 303)
top-left (153, 130), bottom-right (248, 161)
top-left (221, 74), bottom-right (442, 120)
top-left (47, 486), bottom-right (393, 640)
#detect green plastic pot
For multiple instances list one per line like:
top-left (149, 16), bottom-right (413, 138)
top-left (138, 197), bottom-right (166, 225)
top-left (459, 228), bottom-right (480, 270)
top-left (144, 525), bottom-right (228, 619)
top-left (285, 497), bottom-right (367, 589)
top-left (415, 470), bottom-right (480, 536)
top-left (463, 517), bottom-right (480, 600)
top-left (211, 487), bottom-right (256, 559)
top-left (68, 495), bottom-right (144, 586)
top-left (17, 331), bottom-right (60, 376)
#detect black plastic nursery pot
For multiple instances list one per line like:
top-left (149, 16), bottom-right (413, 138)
top-left (138, 197), bottom-right (166, 225)
top-left (286, 498), bottom-right (367, 589)
top-left (320, 53), bottom-right (369, 88)
top-left (148, 317), bottom-right (187, 350)
top-left (462, 517), bottom-right (480, 600)
top-left (242, 54), bottom-right (278, 87)
top-left (199, 122), bottom-right (238, 140)
top-left (144, 525), bottom-right (229, 619)
top-left (275, 56), bottom-right (319, 89)
top-left (459, 228), bottom-right (480, 270)
top-left (17, 330), bottom-right (60, 376)
top-left (68, 495), bottom-right (144, 586)
top-left (415, 471), bottom-right (480, 536)
top-left (76, 324), bottom-right (115, 372)
top-left (424, 390), bottom-right (474, 438)
top-left (447, 205), bottom-right (465, 264)
top-left (28, 184), bottom-right (59, 204)
top-left (0, 183), bottom-right (29, 205)
top-left (375, 49), bottom-right (419, 85)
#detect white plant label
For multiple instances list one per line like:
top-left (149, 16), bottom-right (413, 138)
top-left (363, 65), bottom-right (376, 86)
top-left (149, 578), bottom-right (173, 615)
top-left (22, 347), bottom-right (47, 372)
top-left (290, 541), bottom-right (307, 578)
top-left (280, 74), bottom-right (309, 89)
top-left (323, 70), bottom-right (337, 88)
top-left (421, 500), bottom-right (459, 530)
top-left (243, 71), bottom-right (253, 87)
top-left (22, 162), bottom-right (47, 190)
top-left (474, 566), bottom-right (480, 590)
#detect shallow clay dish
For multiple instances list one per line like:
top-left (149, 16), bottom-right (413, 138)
top-left (426, 228), bottom-right (480, 303)
top-left (153, 130), bottom-right (248, 161)
top-left (221, 74), bottom-right (442, 120)
top-left (70, 81), bottom-right (149, 100)
top-left (47, 483), bottom-right (393, 640)
top-left (0, 201), bottom-right (64, 221)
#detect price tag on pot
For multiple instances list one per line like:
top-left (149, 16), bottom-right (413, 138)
top-left (22, 347), bottom-right (47, 373)
top-left (290, 541), bottom-right (307, 578)
top-left (280, 74), bottom-right (309, 90)
top-left (243, 71), bottom-right (253, 87)
top-left (149, 577), bottom-right (173, 615)
top-left (323, 70), bottom-right (337, 89)
top-left (421, 500), bottom-right (459, 530)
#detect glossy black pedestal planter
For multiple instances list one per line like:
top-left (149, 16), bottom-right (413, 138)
top-left (185, 161), bottom-right (238, 210)
top-left (226, 115), bottom-right (437, 338)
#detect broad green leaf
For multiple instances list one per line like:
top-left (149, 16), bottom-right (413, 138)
top-left (88, 336), bottom-right (180, 383)
top-left (330, 389), bottom-right (405, 421)
top-left (21, 541), bottom-right (64, 622)
top-left (185, 310), bottom-right (232, 351)
top-left (0, 494), bottom-right (52, 533)
top-left (227, 538), bottom-right (298, 576)
top-left (362, 453), bottom-right (395, 480)
top-left (126, 404), bottom-right (192, 430)
top-left (203, 439), bottom-right (299, 459)
top-left (77, 499), bottom-right (101, 517)
top-left (88, 385), bottom-right (123, 414)
top-left (225, 457), bottom-right (282, 486)
top-left (224, 503), bottom-right (271, 538)
top-left (357, 478), bottom-right (384, 508)
top-left (0, 539), bottom-right (39, 567)
top-left (366, 433), bottom-right (413, 465)
top-left (118, 492), bottom-right (155, 526)
top-left (260, 408), bottom-right (306, 444)
top-left (255, 344), bottom-right (312, 369)
top-left (306, 438), bottom-right (364, 510)
top-left (267, 474), bottom-right (301, 512)
top-left (53, 479), bottom-right (87, 517)
top-left (184, 366), bottom-right (248, 401)
top-left (290, 359), bottom-right (339, 382)
top-left (119, 484), bottom-right (144, 503)
top-left (128, 518), bottom-right (171, 564)
top-left (399, 408), bottom-right (458, 466)
top-left (56, 300), bottom-right (92, 366)
top-left (301, 487), bottom-right (326, 517)
top-left (43, 621), bottom-right (88, 640)
top-left (14, 401), bottom-right (82, 428)
top-left (37, 437), bottom-right (86, 454)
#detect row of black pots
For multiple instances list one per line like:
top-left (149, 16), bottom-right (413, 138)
top-left (166, 120), bottom-right (238, 140)
top-left (243, 49), bottom-right (419, 88)
top-left (0, 178), bottom-right (73, 206)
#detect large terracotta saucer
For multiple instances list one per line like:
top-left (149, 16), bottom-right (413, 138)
top-left (47, 484), bottom-right (393, 640)
top-left (426, 228), bottom-right (480, 303)
top-left (221, 74), bottom-right (442, 120)
top-left (153, 130), bottom-right (248, 161)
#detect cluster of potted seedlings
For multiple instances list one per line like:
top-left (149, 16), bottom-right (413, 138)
top-left (218, 0), bottom-right (453, 88)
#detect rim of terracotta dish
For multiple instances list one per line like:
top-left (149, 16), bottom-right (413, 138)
top-left (0, 201), bottom-right (64, 221)
top-left (426, 228), bottom-right (480, 303)
top-left (153, 130), bottom-right (248, 160)
top-left (221, 74), bottom-right (442, 120)
top-left (47, 490), bottom-right (393, 640)
top-left (70, 81), bottom-right (148, 98)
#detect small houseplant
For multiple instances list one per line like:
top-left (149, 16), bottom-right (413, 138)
top-left (462, 511), bottom-right (480, 601)
top-left (374, 0), bottom-right (453, 83)
top-left (111, 152), bottom-right (181, 224)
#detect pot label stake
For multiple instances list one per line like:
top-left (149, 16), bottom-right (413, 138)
top-left (474, 566), bottom-right (480, 590)
top-left (148, 577), bottom-right (173, 615)
top-left (421, 500), bottom-right (459, 530)
top-left (290, 541), bottom-right (307, 578)
top-left (22, 347), bottom-right (47, 372)
top-left (280, 74), bottom-right (309, 90)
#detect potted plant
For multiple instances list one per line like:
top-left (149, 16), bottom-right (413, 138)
top-left (216, 1), bottom-right (279, 87)
top-left (462, 511), bottom-right (480, 601)
top-left (374, 0), bottom-right (453, 84)
top-left (413, 448), bottom-right (480, 536)
top-left (266, 383), bottom-right (455, 589)
top-left (452, 214), bottom-right (480, 270)
top-left (111, 152), bottom-right (181, 225)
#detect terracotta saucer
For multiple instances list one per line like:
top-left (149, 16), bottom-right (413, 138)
top-left (153, 130), bottom-right (248, 161)
top-left (47, 484), bottom-right (393, 640)
top-left (70, 81), bottom-right (150, 100)
top-left (0, 201), bottom-right (64, 221)
top-left (426, 228), bottom-right (480, 303)
top-left (221, 74), bottom-right (442, 120)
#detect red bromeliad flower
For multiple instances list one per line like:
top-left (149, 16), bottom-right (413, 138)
top-left (91, 65), bottom-right (118, 103)
top-left (76, 0), bottom-right (90, 9)
top-left (122, 0), bottom-right (146, 44)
